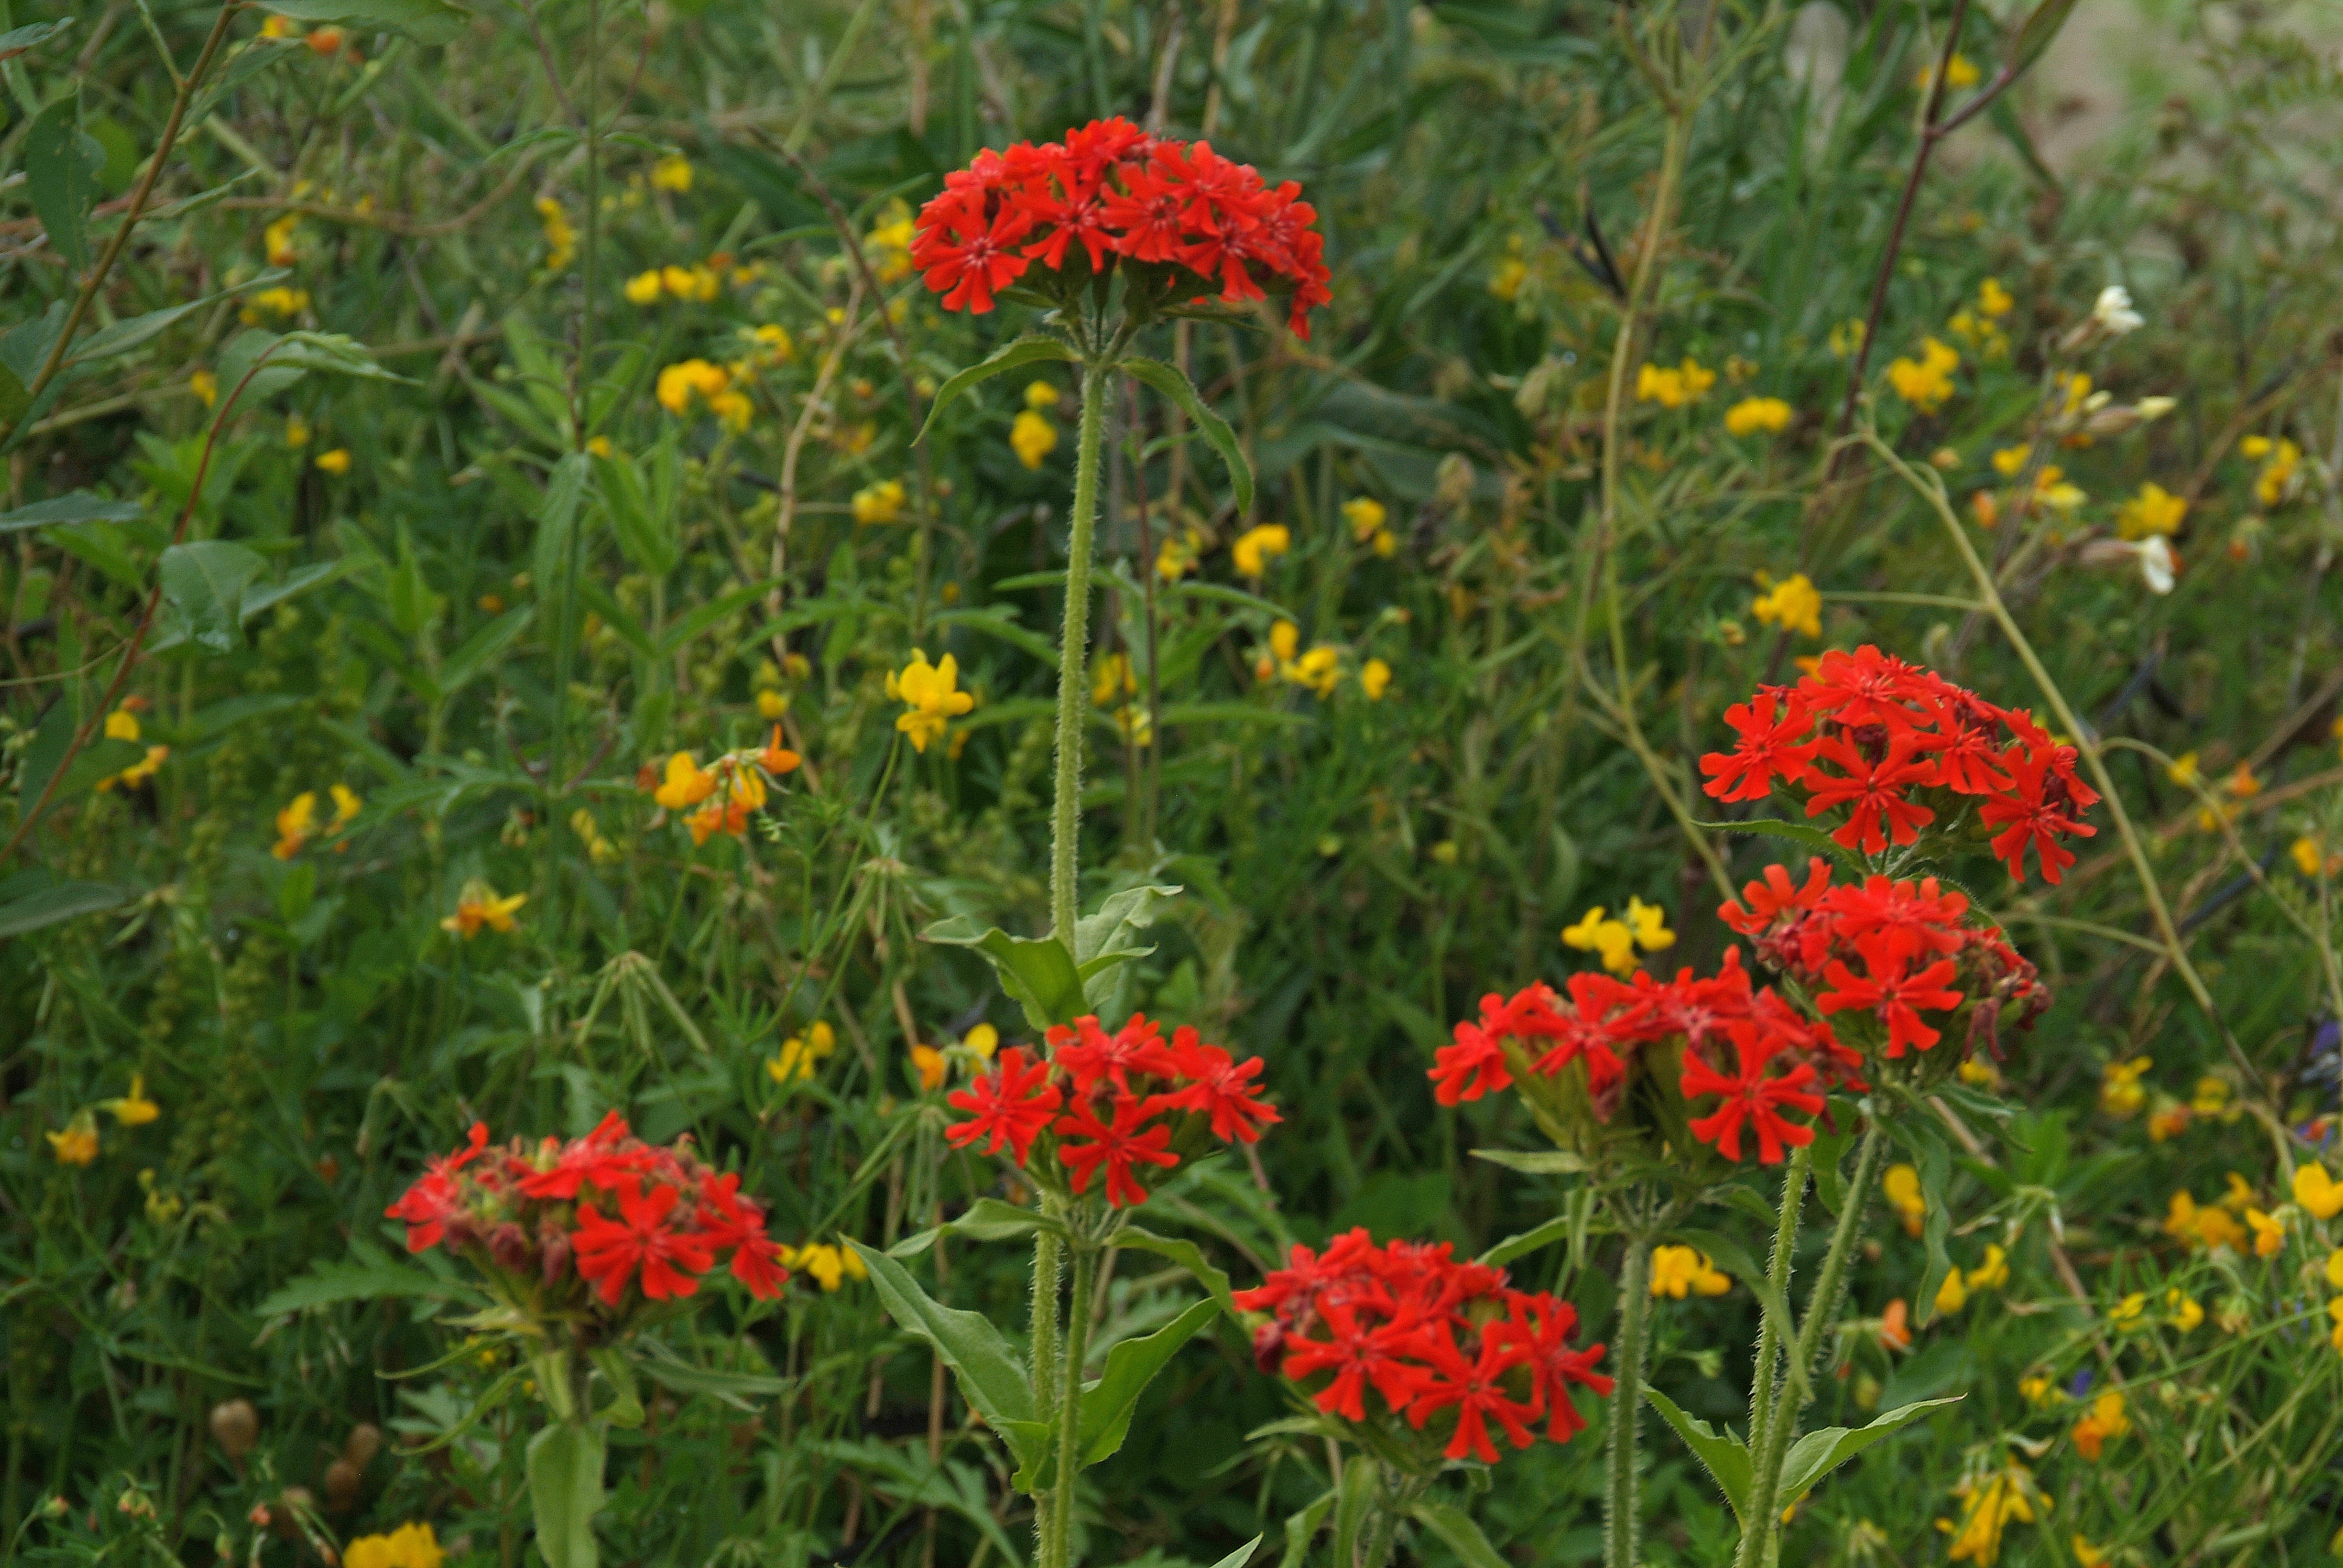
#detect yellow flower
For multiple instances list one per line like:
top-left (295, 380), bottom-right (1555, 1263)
top-left (1991, 444), bottom-right (2031, 478)
top-left (2117, 481), bottom-right (2187, 540)
top-left (2017, 1375), bottom-right (2059, 1408)
top-left (2031, 465), bottom-right (2085, 511)
top-left (1958, 1058), bottom-right (2003, 1091)
top-left (1343, 496), bottom-right (1388, 541)
top-left (2296, 1163), bottom-right (2343, 1219)
top-left (2165, 751), bottom-right (2200, 787)
top-left (1156, 527), bottom-right (1203, 581)
top-left (624, 269), bottom-right (664, 304)
top-left (1360, 657), bottom-right (1392, 701)
top-left (440, 881), bottom-right (526, 938)
top-left (536, 197), bottom-right (576, 272)
top-left (189, 368), bottom-right (219, 407)
top-left (2295, 837), bottom-right (2333, 876)
top-left (285, 413), bottom-right (311, 448)
top-left (1939, 1466), bottom-right (2040, 1566)
top-left (1883, 1164), bottom-right (1927, 1237)
top-left (653, 753), bottom-right (716, 810)
top-left (2163, 1189), bottom-right (2246, 1252)
top-left (2099, 1055), bottom-right (2152, 1118)
top-left (708, 389), bottom-right (753, 432)
top-left (853, 479), bottom-right (908, 525)
top-left (656, 358), bottom-right (731, 416)
top-left (1286, 645), bottom-right (1341, 699)
top-left (1091, 651), bottom-right (1136, 707)
top-left (1562, 906), bottom-right (1639, 976)
top-left (2146, 1102), bottom-right (2190, 1143)
top-left (104, 1075), bottom-right (161, 1127)
top-left (2189, 1075), bottom-right (2232, 1117)
top-left (46, 1113), bottom-right (100, 1167)
top-left (889, 649), bottom-right (975, 754)
top-left (329, 783), bottom-right (362, 834)
top-left (1915, 51), bottom-right (1981, 90)
top-left (1935, 1268), bottom-right (1968, 1316)
top-left (912, 1044), bottom-right (946, 1091)
top-left (964, 1023), bottom-right (999, 1061)
top-left (2069, 1391), bottom-right (2129, 1460)
top-left (1966, 1244), bottom-right (2010, 1293)
top-left (1010, 409), bottom-right (1058, 469)
top-left (768, 1022), bottom-right (837, 1084)
top-left (1487, 253), bottom-right (1527, 302)
top-left (660, 263), bottom-right (720, 302)
top-left (2330, 1296), bottom-right (2343, 1353)
top-left (245, 285), bottom-right (311, 321)
top-left (756, 689), bottom-right (790, 720)
top-left (1649, 1245), bottom-right (1731, 1298)
top-left (1827, 318), bottom-right (1868, 358)
top-left (2245, 1207), bottom-right (2284, 1257)
top-left (345, 1521), bottom-right (445, 1568)
top-left (1724, 396), bottom-right (1791, 436)
top-left (97, 744), bottom-right (168, 792)
top-left (864, 204), bottom-right (916, 281)
top-left (104, 707), bottom-right (141, 743)
top-left (1231, 524), bottom-right (1291, 579)
top-left (1750, 572), bottom-right (1822, 638)
top-left (650, 155), bottom-right (693, 193)
top-left (1625, 896), bottom-right (1674, 955)
top-left (1977, 277), bottom-right (2014, 319)
top-left (2165, 1288), bottom-right (2204, 1330)
top-left (315, 448), bottom-right (351, 475)
top-left (2073, 1536), bottom-right (2106, 1567)
top-left (747, 323), bottom-right (793, 362)
top-left (1886, 336), bottom-right (1961, 412)
top-left (273, 792), bottom-right (319, 859)
top-left (791, 1240), bottom-right (867, 1292)
top-left (2240, 435), bottom-right (2301, 507)
top-left (1634, 357), bottom-right (1716, 410)
top-left (265, 214), bottom-right (301, 266)
top-left (1024, 380), bottom-right (1060, 410)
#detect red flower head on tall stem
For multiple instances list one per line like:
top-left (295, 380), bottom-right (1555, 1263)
top-left (1679, 1020), bottom-right (1826, 1164)
top-left (1053, 1092), bottom-right (1180, 1208)
top-left (945, 1047), bottom-right (1064, 1163)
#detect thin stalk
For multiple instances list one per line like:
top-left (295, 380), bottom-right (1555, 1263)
top-left (1029, 1227), bottom-right (1065, 1567)
top-left (1051, 1243), bottom-right (1099, 1568)
top-left (1604, 1232), bottom-right (1654, 1568)
top-left (1049, 366), bottom-right (1110, 943)
top-left (1355, 1471), bottom-right (1403, 1568)
top-left (1735, 1119), bottom-right (1887, 1568)
top-left (1742, 1142), bottom-right (1811, 1474)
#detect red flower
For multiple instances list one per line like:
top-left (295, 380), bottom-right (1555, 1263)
top-left (1800, 734), bottom-right (1937, 854)
top-left (1978, 741), bottom-right (2097, 885)
top-left (1817, 934), bottom-right (1966, 1057)
top-left (913, 194), bottom-right (1034, 314)
top-left (1719, 857), bottom-right (1834, 936)
top-left (1818, 875), bottom-right (1969, 960)
top-left (1278, 1298), bottom-right (1430, 1422)
top-left (1154, 1028), bottom-right (1281, 1143)
top-left (1049, 1014), bottom-right (1179, 1096)
top-left (696, 1172), bottom-right (791, 1300)
top-left (1429, 1017), bottom-right (1512, 1106)
top-left (385, 1122), bottom-right (489, 1251)
top-left (1801, 645), bottom-right (1940, 731)
top-left (1408, 1326), bottom-right (1539, 1462)
top-left (1699, 690), bottom-right (1819, 803)
top-left (516, 1110), bottom-right (650, 1200)
top-left (1679, 1021), bottom-right (1824, 1163)
top-left (1053, 1092), bottom-right (1179, 1207)
top-left (572, 1179), bottom-right (717, 1305)
top-left (1496, 1297), bottom-right (1612, 1443)
top-left (945, 1047), bottom-right (1064, 1164)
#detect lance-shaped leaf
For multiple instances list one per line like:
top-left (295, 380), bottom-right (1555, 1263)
top-left (847, 1242), bottom-right (1042, 1471)
top-left (1077, 1296), bottom-right (1222, 1465)
top-left (525, 1420), bottom-right (606, 1568)
top-left (1409, 1501), bottom-right (1512, 1568)
top-left (26, 94), bottom-right (103, 273)
top-left (890, 1197), bottom-right (1067, 1259)
top-left (1074, 881), bottom-right (1181, 1014)
top-left (916, 336), bottom-right (1077, 445)
top-left (0, 880), bottom-right (138, 940)
top-left (0, 493), bottom-right (142, 534)
top-left (1774, 1396), bottom-right (1963, 1507)
top-left (1113, 1225), bottom-right (1237, 1315)
top-left (922, 919), bottom-right (1087, 1030)
top-left (1642, 1384), bottom-right (1752, 1523)
top-left (1206, 1536), bottom-right (1263, 1568)
top-left (1123, 357), bottom-right (1252, 513)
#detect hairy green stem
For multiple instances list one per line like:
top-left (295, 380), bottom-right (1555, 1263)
top-left (1049, 365), bottom-right (1109, 944)
top-left (1742, 1143), bottom-right (1811, 1476)
top-left (1735, 1119), bottom-right (1887, 1568)
top-left (1355, 1472), bottom-right (1403, 1568)
top-left (1030, 1227), bottom-right (1065, 1568)
top-left (1604, 1233), bottom-right (1654, 1568)
top-left (1051, 1243), bottom-right (1098, 1568)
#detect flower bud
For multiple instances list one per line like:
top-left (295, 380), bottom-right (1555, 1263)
top-left (486, 1222), bottom-right (532, 1274)
top-left (342, 1423), bottom-right (382, 1468)
top-left (1250, 1320), bottom-right (1286, 1375)
top-left (209, 1399), bottom-right (259, 1460)
top-left (323, 1458), bottom-right (361, 1513)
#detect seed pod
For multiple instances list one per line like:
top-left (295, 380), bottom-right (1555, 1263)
top-left (342, 1423), bottom-right (382, 1468)
top-left (323, 1458), bottom-right (361, 1513)
top-left (208, 1399), bottom-right (259, 1460)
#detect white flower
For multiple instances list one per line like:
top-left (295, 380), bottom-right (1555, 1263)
top-left (2138, 535), bottom-right (2173, 594)
top-left (2092, 285), bottom-right (2144, 336)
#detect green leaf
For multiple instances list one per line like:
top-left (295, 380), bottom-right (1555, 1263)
top-left (253, 1250), bottom-right (459, 1316)
top-left (1470, 1147), bottom-right (1590, 1177)
top-left (889, 1197), bottom-right (1064, 1258)
top-left (65, 273), bottom-right (290, 368)
top-left (0, 492), bottom-right (141, 534)
top-left (1113, 1226), bottom-right (1237, 1316)
top-left (0, 879), bottom-right (137, 940)
top-left (1691, 818), bottom-right (1864, 875)
top-left (1477, 1213), bottom-right (1574, 1270)
top-left (847, 1242), bottom-right (1040, 1469)
top-left (587, 1349), bottom-right (644, 1430)
top-left (1206, 1535), bottom-right (1264, 1568)
top-left (916, 336), bottom-right (1076, 445)
top-left (1774, 1396), bottom-right (1963, 1507)
top-left (0, 19), bottom-right (76, 63)
top-left (254, 0), bottom-right (467, 45)
top-left (628, 1355), bottom-right (790, 1407)
top-left (0, 360), bottom-right (29, 429)
top-left (26, 94), bottom-right (104, 273)
top-left (1078, 1296), bottom-right (1221, 1466)
top-left (525, 1420), bottom-right (606, 1568)
top-left (656, 579), bottom-right (775, 659)
top-left (1122, 357), bottom-right (1253, 513)
top-left (2004, 0), bottom-right (2083, 80)
top-left (148, 561), bottom-right (350, 656)
top-left (920, 920), bottom-right (1087, 1031)
top-left (533, 452), bottom-right (592, 602)
top-left (1410, 1501), bottom-right (1511, 1568)
top-left (1278, 1491), bottom-right (1337, 1568)
top-left (1641, 1384), bottom-right (1751, 1522)
top-left (1074, 881), bottom-right (1181, 1015)
top-left (159, 540), bottom-right (268, 654)
top-left (1332, 1445), bottom-right (1377, 1568)
top-left (439, 606), bottom-right (536, 698)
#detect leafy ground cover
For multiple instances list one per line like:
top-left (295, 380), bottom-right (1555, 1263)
top-left (4, 0), bottom-right (2343, 1564)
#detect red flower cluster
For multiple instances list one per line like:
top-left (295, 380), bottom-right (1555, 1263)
top-left (1721, 858), bottom-right (2047, 1061)
top-left (945, 1014), bottom-right (1278, 1208)
top-left (1426, 953), bottom-right (1862, 1165)
top-left (911, 118), bottom-right (1332, 336)
top-left (386, 1112), bottom-right (790, 1308)
top-left (1235, 1229), bottom-right (1611, 1463)
top-left (1697, 646), bottom-right (2100, 883)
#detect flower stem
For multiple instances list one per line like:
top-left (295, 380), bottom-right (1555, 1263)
top-left (1741, 1143), bottom-right (1812, 1481)
top-left (1050, 364), bottom-right (1110, 945)
top-left (1051, 1242), bottom-right (1099, 1568)
top-left (1604, 1232), bottom-right (1654, 1568)
top-left (1734, 1119), bottom-right (1887, 1568)
top-left (1030, 1227), bottom-right (1064, 1568)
